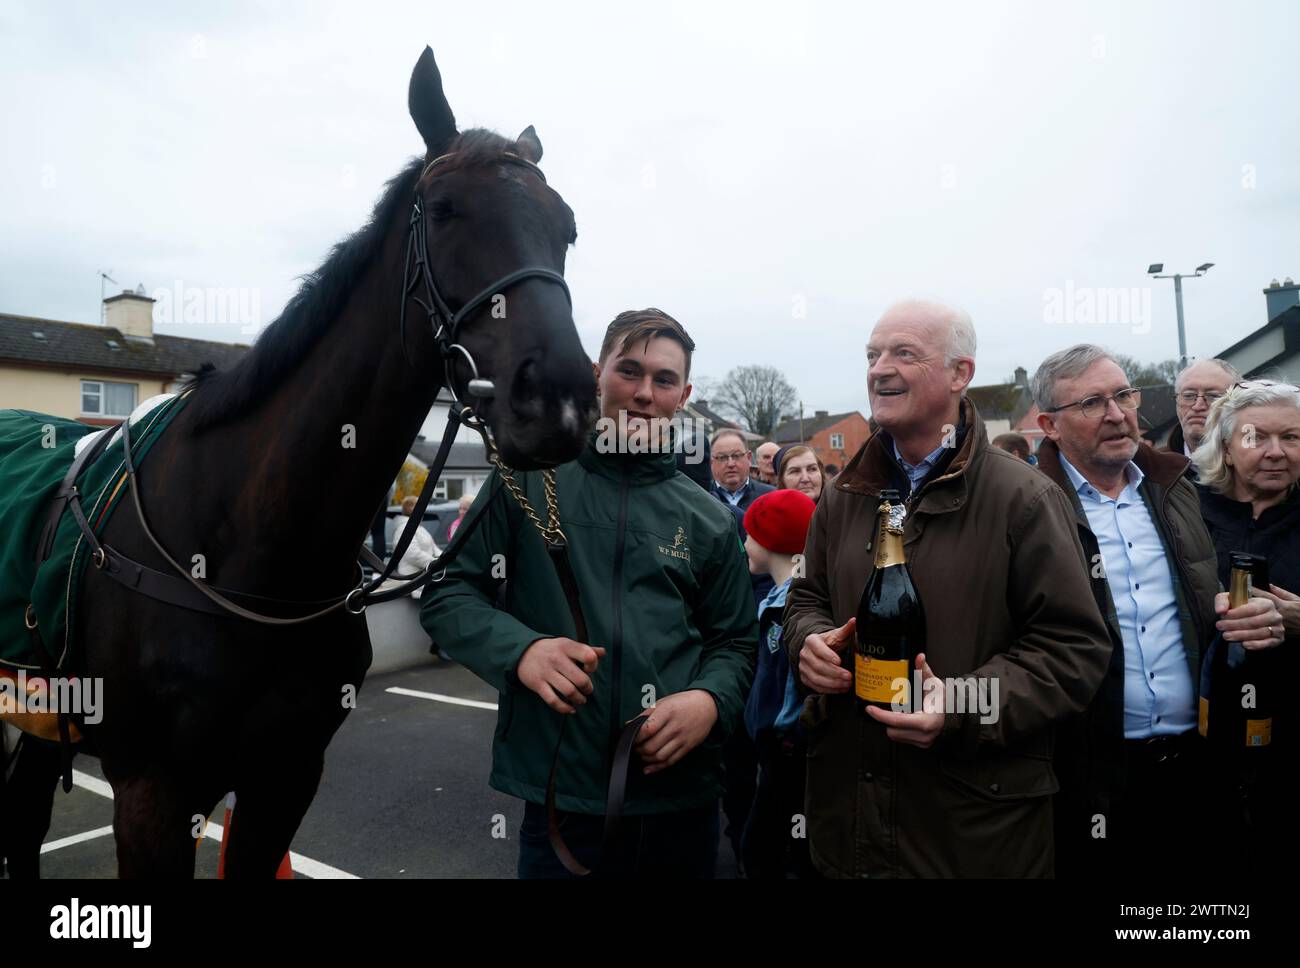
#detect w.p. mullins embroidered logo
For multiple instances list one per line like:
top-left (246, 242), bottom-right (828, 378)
top-left (657, 526), bottom-right (690, 562)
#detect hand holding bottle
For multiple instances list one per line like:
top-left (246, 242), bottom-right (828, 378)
top-left (1254, 584), bottom-right (1300, 638)
top-left (799, 616), bottom-right (856, 694)
top-left (865, 653), bottom-right (945, 749)
top-left (1214, 592), bottom-right (1285, 650)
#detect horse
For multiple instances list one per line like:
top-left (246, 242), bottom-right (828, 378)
top-left (0, 46), bottom-right (596, 878)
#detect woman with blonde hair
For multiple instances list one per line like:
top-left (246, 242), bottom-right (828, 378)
top-left (1192, 378), bottom-right (1300, 878)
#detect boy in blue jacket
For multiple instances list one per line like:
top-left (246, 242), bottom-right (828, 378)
top-left (739, 488), bottom-right (817, 878)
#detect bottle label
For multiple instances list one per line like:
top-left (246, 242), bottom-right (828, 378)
top-left (1245, 717), bottom-right (1272, 747)
top-left (1198, 697), bottom-right (1209, 738)
top-left (855, 652), bottom-right (909, 705)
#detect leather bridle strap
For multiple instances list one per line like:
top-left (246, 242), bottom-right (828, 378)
top-left (541, 539), bottom-right (651, 878)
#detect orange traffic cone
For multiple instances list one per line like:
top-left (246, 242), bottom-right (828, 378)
top-left (214, 792), bottom-right (294, 879)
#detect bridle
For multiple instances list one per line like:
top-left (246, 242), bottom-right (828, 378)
top-left (398, 149), bottom-right (572, 413)
top-left (58, 149), bottom-right (577, 626)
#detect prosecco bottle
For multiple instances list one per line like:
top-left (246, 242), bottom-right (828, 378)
top-left (1199, 553), bottom-right (1274, 750)
top-left (855, 489), bottom-right (926, 712)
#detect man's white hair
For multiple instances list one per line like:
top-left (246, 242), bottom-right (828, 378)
top-left (877, 299), bottom-right (977, 366)
top-left (1175, 358), bottom-right (1240, 392)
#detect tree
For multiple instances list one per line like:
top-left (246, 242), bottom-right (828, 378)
top-left (1110, 354), bottom-right (1180, 388)
top-left (712, 365), bottom-right (798, 438)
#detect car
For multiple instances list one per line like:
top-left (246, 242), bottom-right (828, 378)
top-left (384, 499), bottom-right (460, 551)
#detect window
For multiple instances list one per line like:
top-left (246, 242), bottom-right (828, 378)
top-left (830, 432), bottom-right (844, 450)
top-left (432, 478), bottom-right (466, 501)
top-left (80, 379), bottom-right (137, 418)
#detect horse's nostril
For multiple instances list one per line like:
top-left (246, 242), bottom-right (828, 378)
top-left (509, 359), bottom-right (545, 418)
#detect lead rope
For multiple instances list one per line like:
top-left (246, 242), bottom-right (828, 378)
top-left (487, 453), bottom-right (648, 877)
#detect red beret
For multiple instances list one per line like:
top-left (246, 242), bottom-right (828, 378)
top-left (743, 489), bottom-right (817, 555)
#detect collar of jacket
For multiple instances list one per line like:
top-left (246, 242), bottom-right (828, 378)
top-left (1199, 478), bottom-right (1300, 524)
top-left (834, 397), bottom-right (983, 509)
top-left (1165, 421), bottom-right (1187, 456)
top-left (576, 429), bottom-right (678, 485)
top-left (1036, 436), bottom-right (1190, 495)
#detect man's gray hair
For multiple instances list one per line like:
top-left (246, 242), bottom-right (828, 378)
top-left (709, 427), bottom-right (746, 452)
top-left (1031, 344), bottom-right (1121, 412)
top-left (1175, 358), bottom-right (1240, 391)
top-left (1192, 380), bottom-right (1300, 494)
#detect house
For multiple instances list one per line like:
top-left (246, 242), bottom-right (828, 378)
top-left (1217, 278), bottom-right (1300, 383)
top-left (681, 398), bottom-right (737, 437)
top-left (769, 408), bottom-right (872, 474)
top-left (1142, 276), bottom-right (1300, 447)
top-left (0, 288), bottom-right (248, 425)
top-left (966, 366), bottom-right (1035, 442)
top-left (411, 387), bottom-right (494, 500)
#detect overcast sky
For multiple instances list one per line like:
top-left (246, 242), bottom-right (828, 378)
top-left (3, 0), bottom-right (1298, 422)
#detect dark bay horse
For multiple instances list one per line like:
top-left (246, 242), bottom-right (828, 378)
top-left (0, 46), bottom-right (595, 877)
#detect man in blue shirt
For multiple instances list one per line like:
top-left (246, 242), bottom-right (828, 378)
top-left (1033, 343), bottom-right (1284, 877)
top-left (709, 429), bottom-right (774, 515)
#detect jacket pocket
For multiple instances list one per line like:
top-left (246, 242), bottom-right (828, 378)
top-left (939, 748), bottom-right (1059, 802)
top-left (800, 693), bottom-right (856, 877)
top-left (799, 693), bottom-right (832, 739)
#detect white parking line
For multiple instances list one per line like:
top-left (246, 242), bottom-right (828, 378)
top-left (198, 819), bottom-right (359, 880)
top-left (41, 824), bottom-right (115, 853)
top-left (386, 686), bottom-right (498, 710)
top-left (66, 769), bottom-right (359, 879)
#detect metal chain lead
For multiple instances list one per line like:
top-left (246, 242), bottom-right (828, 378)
top-left (461, 405), bottom-right (567, 547)
top-left (490, 458), bottom-right (566, 546)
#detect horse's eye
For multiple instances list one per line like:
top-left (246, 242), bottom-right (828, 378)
top-left (429, 198), bottom-right (455, 221)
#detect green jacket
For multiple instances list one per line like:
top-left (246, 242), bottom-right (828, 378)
top-left (419, 435), bottom-right (757, 815)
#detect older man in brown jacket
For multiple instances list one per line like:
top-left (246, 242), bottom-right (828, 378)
top-left (784, 300), bottom-right (1112, 877)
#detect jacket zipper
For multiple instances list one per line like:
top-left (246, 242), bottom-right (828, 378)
top-left (609, 465), bottom-right (630, 761)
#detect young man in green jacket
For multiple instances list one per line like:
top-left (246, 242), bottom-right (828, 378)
top-left (420, 309), bottom-right (757, 878)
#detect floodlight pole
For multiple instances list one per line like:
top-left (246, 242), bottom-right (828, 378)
top-left (1149, 264), bottom-right (1212, 370)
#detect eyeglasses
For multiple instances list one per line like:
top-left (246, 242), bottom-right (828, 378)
top-left (711, 451), bottom-right (749, 464)
top-left (1176, 390), bottom-right (1225, 406)
top-left (1233, 380), bottom-right (1300, 393)
top-left (1046, 387), bottom-right (1141, 419)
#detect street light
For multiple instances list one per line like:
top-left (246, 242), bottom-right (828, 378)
top-left (1147, 262), bottom-right (1214, 369)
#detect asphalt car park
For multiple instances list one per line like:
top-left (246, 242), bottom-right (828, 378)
top-left (31, 658), bottom-right (741, 879)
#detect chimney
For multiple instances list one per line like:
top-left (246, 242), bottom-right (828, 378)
top-left (104, 285), bottom-right (155, 342)
top-left (814, 409), bottom-right (828, 418)
top-left (1014, 366), bottom-right (1028, 387)
top-left (1264, 277), bottom-right (1299, 323)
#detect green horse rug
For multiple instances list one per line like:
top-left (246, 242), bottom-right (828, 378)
top-left (0, 394), bottom-right (187, 738)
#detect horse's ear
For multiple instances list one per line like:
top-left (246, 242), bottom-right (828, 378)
top-left (514, 125), bottom-right (543, 164)
top-left (409, 46), bottom-right (457, 156)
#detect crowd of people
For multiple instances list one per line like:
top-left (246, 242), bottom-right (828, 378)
top-left (415, 302), bottom-right (1297, 879)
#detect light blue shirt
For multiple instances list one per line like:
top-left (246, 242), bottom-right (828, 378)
top-left (1058, 454), bottom-right (1195, 738)
top-left (892, 439), bottom-right (949, 495)
top-left (715, 479), bottom-right (750, 507)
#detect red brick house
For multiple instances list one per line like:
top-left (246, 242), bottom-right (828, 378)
top-left (768, 409), bottom-right (872, 476)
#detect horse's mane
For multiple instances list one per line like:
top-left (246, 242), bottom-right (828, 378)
top-left (184, 129), bottom-right (516, 432)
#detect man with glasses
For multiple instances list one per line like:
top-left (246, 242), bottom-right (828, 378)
top-left (1032, 344), bottom-right (1283, 877)
top-left (1169, 358), bottom-right (1239, 462)
top-left (710, 430), bottom-right (775, 515)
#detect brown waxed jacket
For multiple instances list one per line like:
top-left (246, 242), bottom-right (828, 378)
top-left (783, 400), bottom-right (1113, 878)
